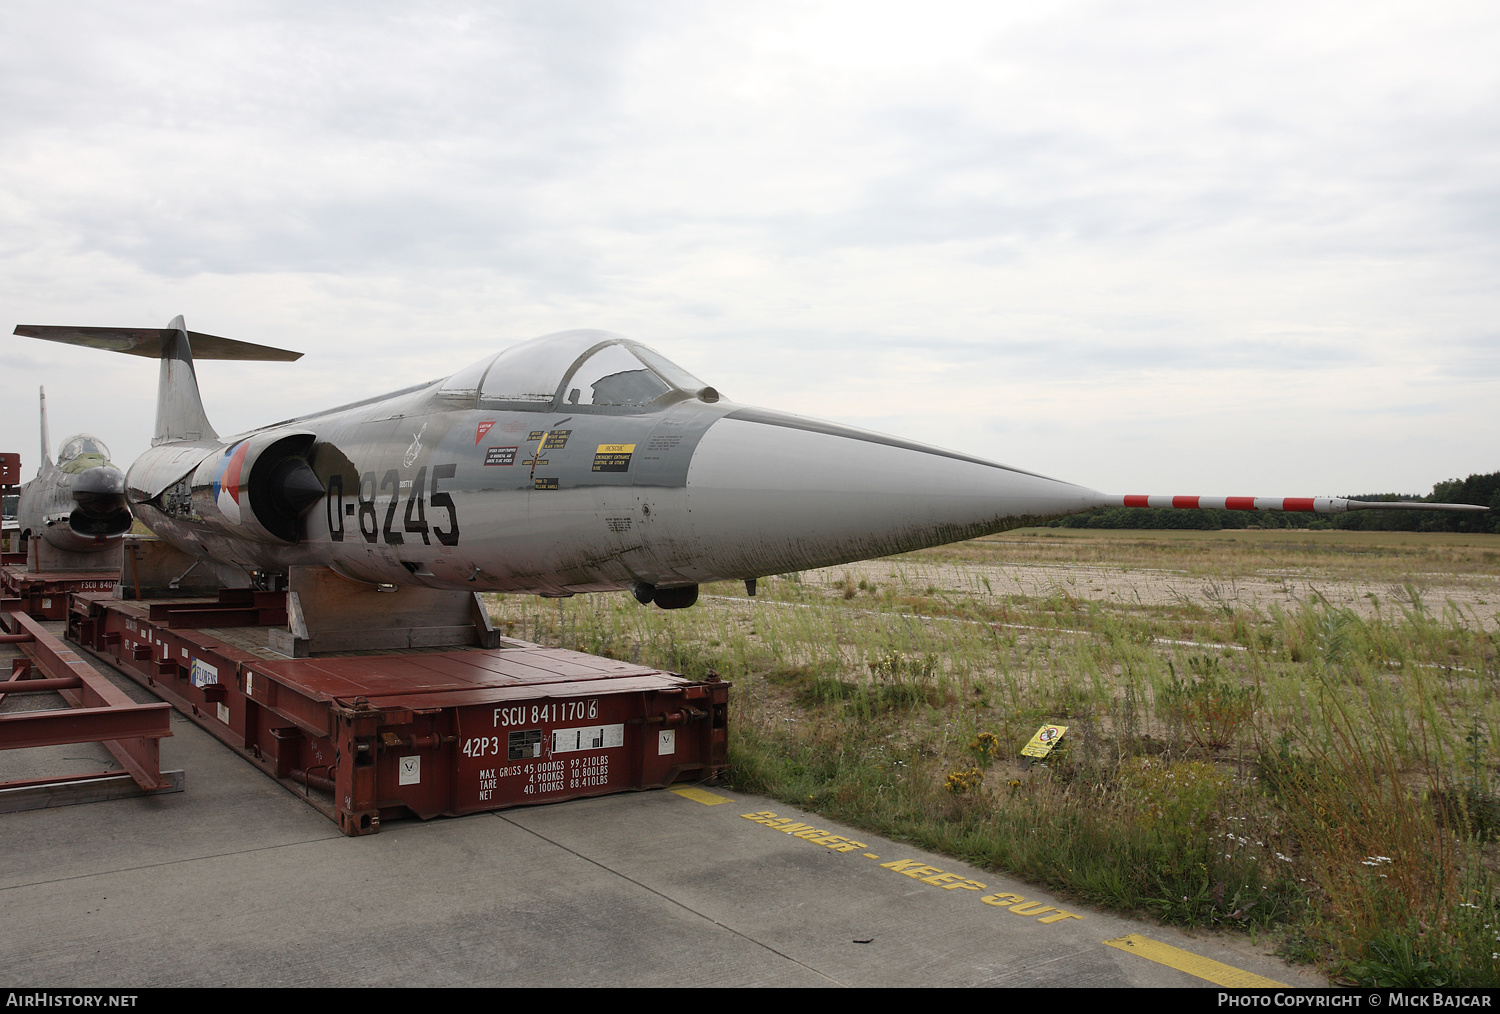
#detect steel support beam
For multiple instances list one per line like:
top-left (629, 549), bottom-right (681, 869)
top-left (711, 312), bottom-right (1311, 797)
top-left (1, 610), bottom-right (177, 794)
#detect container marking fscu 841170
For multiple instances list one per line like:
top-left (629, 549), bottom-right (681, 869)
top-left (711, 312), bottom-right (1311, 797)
top-left (492, 700), bottom-right (599, 727)
top-left (454, 690), bottom-right (672, 811)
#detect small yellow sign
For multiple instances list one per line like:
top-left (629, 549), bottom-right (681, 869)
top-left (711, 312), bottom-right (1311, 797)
top-left (592, 443), bottom-right (636, 473)
top-left (1021, 725), bottom-right (1068, 759)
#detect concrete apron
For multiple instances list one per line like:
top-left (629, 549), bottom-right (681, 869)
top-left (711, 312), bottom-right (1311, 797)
top-left (0, 640), bottom-right (1320, 987)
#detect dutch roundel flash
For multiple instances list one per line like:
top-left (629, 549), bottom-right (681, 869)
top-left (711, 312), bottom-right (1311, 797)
top-left (12, 318), bottom-right (1488, 616)
top-left (212, 440), bottom-right (250, 526)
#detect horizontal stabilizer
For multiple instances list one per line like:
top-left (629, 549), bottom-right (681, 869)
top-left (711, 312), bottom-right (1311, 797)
top-left (14, 325), bottom-right (302, 362)
top-left (1103, 495), bottom-right (1488, 514)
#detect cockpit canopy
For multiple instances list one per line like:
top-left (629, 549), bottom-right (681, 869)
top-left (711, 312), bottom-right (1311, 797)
top-left (437, 330), bottom-right (719, 412)
top-left (58, 434), bottom-right (110, 462)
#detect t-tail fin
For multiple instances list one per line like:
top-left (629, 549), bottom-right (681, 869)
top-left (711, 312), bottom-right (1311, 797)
top-left (13, 317), bottom-right (303, 447)
top-left (155, 315), bottom-right (216, 445)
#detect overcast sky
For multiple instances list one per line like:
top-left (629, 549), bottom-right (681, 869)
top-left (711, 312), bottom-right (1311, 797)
top-left (3, 1), bottom-right (1496, 497)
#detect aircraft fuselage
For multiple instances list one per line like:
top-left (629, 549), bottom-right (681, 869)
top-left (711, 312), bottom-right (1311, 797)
top-left (129, 377), bottom-right (1101, 596)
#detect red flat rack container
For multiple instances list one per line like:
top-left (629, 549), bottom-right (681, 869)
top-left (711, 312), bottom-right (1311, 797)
top-left (67, 591), bottom-right (729, 835)
top-left (2, 564), bottom-right (118, 620)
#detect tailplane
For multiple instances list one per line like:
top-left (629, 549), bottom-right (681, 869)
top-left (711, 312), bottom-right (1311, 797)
top-left (14, 317), bottom-right (303, 447)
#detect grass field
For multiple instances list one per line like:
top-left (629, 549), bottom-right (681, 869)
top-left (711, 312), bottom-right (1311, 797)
top-left (488, 527), bottom-right (1500, 986)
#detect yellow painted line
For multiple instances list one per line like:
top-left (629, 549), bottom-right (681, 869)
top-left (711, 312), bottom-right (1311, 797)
top-left (1103, 935), bottom-right (1287, 987)
top-left (670, 785), bottom-right (734, 805)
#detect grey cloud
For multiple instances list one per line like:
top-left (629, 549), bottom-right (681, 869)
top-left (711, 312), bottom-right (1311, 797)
top-left (1, 2), bottom-right (1496, 494)
top-left (1, 2), bottom-right (686, 278)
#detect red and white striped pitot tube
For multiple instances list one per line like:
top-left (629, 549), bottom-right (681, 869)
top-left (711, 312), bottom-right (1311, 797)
top-left (1101, 495), bottom-right (1489, 514)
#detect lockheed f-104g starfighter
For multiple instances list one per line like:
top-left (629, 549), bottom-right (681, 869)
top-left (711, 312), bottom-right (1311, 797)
top-left (13, 318), bottom-right (1487, 611)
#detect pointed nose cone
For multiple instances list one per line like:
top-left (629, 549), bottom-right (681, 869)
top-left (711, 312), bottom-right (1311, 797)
top-left (677, 408), bottom-right (1106, 580)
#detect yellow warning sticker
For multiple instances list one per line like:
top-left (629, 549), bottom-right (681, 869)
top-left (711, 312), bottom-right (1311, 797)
top-left (593, 443), bottom-right (636, 473)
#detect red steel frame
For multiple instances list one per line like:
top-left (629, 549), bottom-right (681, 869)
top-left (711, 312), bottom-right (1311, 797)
top-left (0, 610), bottom-right (175, 798)
top-left (68, 591), bottom-right (730, 835)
